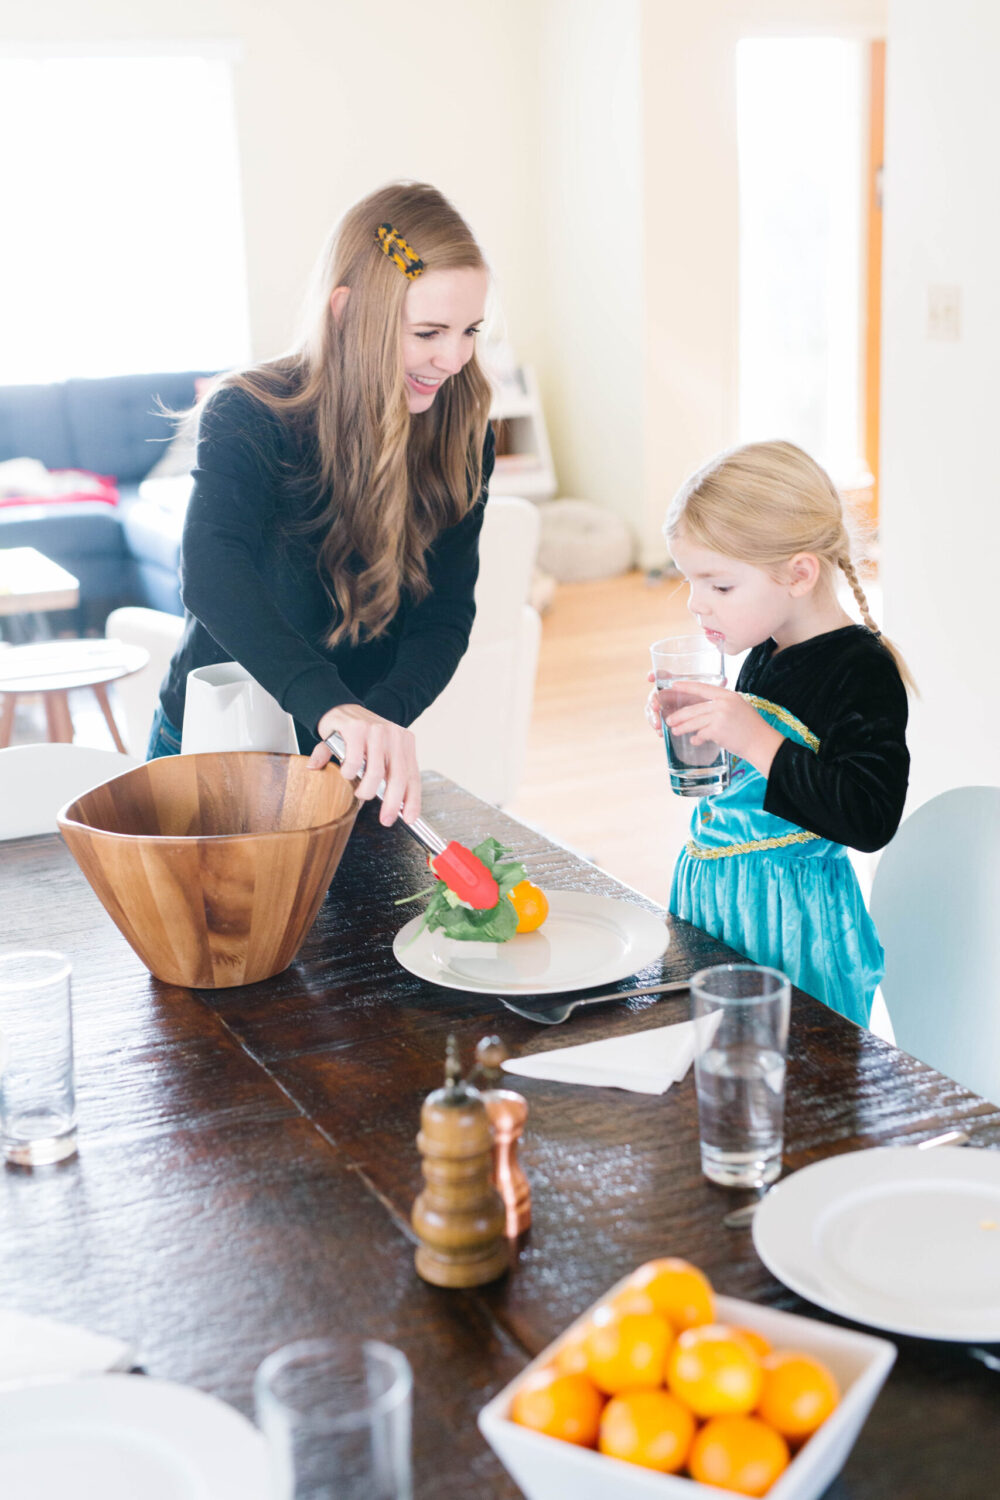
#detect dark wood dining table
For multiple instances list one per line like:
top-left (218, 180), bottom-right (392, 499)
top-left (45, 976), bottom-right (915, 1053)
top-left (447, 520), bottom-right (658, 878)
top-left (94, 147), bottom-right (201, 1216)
top-left (2, 771), bottom-right (999, 1499)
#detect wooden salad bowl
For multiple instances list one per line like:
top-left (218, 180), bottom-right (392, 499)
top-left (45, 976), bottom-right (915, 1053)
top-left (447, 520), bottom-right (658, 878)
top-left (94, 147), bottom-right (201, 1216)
top-left (57, 751), bottom-right (360, 988)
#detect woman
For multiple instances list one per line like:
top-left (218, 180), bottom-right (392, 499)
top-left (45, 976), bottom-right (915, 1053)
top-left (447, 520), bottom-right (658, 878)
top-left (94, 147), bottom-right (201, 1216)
top-left (150, 181), bottom-right (494, 827)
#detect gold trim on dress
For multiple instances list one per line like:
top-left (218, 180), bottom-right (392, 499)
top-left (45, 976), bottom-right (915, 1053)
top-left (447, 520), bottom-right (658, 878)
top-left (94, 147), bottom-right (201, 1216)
top-left (685, 829), bottom-right (821, 860)
top-left (738, 694), bottom-right (821, 752)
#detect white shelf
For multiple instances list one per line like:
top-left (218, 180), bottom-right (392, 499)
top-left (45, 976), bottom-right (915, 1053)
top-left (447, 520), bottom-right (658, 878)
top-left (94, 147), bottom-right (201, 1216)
top-left (488, 364), bottom-right (557, 502)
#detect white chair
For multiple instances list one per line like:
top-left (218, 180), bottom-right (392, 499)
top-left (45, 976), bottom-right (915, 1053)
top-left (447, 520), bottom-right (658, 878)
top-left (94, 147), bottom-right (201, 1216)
top-left (411, 495), bottom-right (541, 805)
top-left (0, 743), bottom-right (141, 839)
top-left (869, 786), bottom-right (1000, 1105)
top-left (105, 606), bottom-right (184, 757)
top-left (107, 495), bottom-right (542, 806)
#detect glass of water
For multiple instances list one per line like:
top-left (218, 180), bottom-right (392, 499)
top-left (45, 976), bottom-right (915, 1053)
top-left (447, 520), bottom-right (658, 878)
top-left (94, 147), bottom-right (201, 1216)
top-left (255, 1338), bottom-right (413, 1500)
top-left (691, 964), bottom-right (791, 1189)
top-left (650, 635), bottom-right (730, 797)
top-left (0, 950), bottom-right (77, 1167)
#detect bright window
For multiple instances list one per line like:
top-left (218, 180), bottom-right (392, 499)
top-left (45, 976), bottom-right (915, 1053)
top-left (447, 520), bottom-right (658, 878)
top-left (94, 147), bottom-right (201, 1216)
top-left (0, 51), bottom-right (251, 383)
top-left (737, 38), bottom-right (865, 485)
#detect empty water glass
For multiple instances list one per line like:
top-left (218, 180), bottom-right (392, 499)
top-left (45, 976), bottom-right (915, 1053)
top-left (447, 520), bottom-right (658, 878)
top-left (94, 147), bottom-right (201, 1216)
top-left (255, 1338), bottom-right (413, 1500)
top-left (691, 964), bottom-right (790, 1189)
top-left (0, 950), bottom-right (77, 1166)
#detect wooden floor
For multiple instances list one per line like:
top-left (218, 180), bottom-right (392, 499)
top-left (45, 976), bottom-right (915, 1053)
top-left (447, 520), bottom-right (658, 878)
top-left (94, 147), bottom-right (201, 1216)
top-left (507, 569), bottom-right (696, 909)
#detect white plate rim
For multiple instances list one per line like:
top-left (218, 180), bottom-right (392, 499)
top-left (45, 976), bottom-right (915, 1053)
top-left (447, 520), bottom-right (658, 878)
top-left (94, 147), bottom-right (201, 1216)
top-left (392, 889), bottom-right (669, 996)
top-left (752, 1146), bottom-right (1000, 1341)
top-left (0, 1373), bottom-right (268, 1497)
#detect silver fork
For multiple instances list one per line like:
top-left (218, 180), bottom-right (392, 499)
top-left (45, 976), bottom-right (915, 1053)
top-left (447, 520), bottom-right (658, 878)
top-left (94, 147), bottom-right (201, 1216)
top-left (722, 1128), bottom-right (971, 1228)
top-left (499, 978), bottom-right (691, 1025)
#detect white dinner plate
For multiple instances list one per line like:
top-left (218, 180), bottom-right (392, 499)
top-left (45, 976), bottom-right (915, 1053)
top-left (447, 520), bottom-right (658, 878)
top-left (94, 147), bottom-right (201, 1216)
top-left (393, 890), bottom-right (669, 996)
top-left (753, 1147), bottom-right (1000, 1341)
top-left (0, 1375), bottom-right (269, 1499)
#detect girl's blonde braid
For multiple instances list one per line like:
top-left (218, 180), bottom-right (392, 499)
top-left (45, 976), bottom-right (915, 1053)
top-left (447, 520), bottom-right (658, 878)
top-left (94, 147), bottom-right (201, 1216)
top-left (838, 558), bottom-right (881, 637)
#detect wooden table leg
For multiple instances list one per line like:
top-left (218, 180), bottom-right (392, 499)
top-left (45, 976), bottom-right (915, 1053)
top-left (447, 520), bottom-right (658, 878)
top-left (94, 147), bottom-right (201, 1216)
top-left (0, 693), bottom-right (15, 749)
top-left (44, 690), bottom-right (75, 743)
top-left (93, 682), bottom-right (128, 754)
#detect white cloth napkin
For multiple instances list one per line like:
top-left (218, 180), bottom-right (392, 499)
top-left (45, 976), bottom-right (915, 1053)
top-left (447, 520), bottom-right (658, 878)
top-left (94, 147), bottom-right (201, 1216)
top-left (502, 1020), bottom-right (696, 1095)
top-left (0, 1309), bottom-right (134, 1384)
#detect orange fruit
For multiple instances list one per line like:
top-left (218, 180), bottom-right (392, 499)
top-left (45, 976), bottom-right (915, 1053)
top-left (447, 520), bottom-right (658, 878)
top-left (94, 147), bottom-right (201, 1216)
top-left (666, 1325), bottom-right (763, 1417)
top-left (553, 1327), bottom-right (591, 1377)
top-left (584, 1308), bottom-right (674, 1394)
top-left (732, 1326), bottom-right (772, 1360)
top-left (756, 1351), bottom-right (839, 1441)
top-left (608, 1286), bottom-right (658, 1317)
top-left (598, 1389), bottom-right (696, 1473)
top-left (508, 880), bottom-right (549, 933)
top-left (628, 1257), bottom-right (716, 1331)
top-left (689, 1415), bottom-right (790, 1496)
top-left (510, 1369), bottom-right (604, 1446)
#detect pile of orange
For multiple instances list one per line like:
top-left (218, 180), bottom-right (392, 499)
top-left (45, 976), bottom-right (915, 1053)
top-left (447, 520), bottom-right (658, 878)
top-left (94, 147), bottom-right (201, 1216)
top-left (510, 1257), bottom-right (840, 1496)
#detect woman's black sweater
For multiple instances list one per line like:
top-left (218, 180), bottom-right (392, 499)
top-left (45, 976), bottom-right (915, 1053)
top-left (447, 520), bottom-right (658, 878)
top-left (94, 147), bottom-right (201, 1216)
top-left (738, 625), bottom-right (910, 853)
top-left (160, 387), bottom-right (495, 750)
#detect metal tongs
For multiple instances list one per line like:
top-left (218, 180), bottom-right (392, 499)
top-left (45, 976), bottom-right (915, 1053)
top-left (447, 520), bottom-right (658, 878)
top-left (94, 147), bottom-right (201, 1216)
top-left (324, 732), bottom-right (500, 910)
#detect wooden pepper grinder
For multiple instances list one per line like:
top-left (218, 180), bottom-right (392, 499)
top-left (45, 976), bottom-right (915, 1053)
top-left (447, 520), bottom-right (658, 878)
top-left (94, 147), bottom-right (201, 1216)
top-left (412, 1035), bottom-right (509, 1287)
top-left (474, 1035), bottom-right (531, 1239)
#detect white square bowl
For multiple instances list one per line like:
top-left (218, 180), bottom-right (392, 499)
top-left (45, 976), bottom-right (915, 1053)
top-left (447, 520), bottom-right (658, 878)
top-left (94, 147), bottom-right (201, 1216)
top-left (478, 1284), bottom-right (896, 1500)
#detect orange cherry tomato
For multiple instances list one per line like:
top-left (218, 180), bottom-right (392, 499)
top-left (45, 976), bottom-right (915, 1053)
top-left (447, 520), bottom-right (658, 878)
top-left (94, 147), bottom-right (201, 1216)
top-left (510, 1369), bottom-right (605, 1446)
top-left (756, 1351), bottom-right (839, 1441)
top-left (584, 1308), bottom-right (674, 1395)
top-left (666, 1325), bottom-right (764, 1418)
top-left (599, 1389), bottom-right (696, 1473)
top-left (508, 879), bottom-right (549, 933)
top-left (689, 1415), bottom-right (790, 1496)
top-left (628, 1257), bottom-right (716, 1331)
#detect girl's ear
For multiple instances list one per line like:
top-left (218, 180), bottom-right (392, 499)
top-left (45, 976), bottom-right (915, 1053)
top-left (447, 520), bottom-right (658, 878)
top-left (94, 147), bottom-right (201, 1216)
top-left (330, 285), bottom-right (351, 321)
top-left (787, 552), bottom-right (821, 596)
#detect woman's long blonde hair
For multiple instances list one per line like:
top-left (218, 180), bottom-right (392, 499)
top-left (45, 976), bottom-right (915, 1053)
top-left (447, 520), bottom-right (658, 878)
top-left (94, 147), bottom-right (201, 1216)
top-left (215, 182), bottom-right (493, 646)
top-left (664, 440), bottom-right (916, 691)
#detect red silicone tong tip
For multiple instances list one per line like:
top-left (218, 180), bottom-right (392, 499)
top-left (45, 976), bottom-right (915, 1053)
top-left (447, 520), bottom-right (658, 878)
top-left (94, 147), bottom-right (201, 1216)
top-left (431, 841), bottom-right (500, 910)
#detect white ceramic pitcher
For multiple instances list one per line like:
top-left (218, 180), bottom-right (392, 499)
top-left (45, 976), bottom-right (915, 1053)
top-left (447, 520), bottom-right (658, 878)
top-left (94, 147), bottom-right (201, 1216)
top-left (181, 663), bottom-right (299, 755)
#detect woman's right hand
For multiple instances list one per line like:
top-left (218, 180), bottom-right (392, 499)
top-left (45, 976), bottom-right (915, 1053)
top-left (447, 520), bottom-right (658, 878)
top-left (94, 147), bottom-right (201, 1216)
top-left (310, 704), bottom-right (421, 826)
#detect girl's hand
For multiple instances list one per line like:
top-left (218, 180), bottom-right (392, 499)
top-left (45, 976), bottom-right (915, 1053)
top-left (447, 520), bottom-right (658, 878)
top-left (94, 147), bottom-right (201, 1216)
top-left (663, 682), bottom-right (784, 778)
top-left (645, 669), bottom-right (666, 733)
top-left (311, 704), bottom-right (421, 826)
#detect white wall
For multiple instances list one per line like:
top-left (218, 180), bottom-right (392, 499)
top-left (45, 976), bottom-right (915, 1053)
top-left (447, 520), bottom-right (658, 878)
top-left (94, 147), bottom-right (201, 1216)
top-left (4, 0), bottom-right (902, 573)
top-left (638, 0), bottom-right (888, 567)
top-left (1, 0), bottom-right (546, 369)
top-left (881, 0), bottom-right (1000, 807)
top-left (535, 0), bottom-right (643, 526)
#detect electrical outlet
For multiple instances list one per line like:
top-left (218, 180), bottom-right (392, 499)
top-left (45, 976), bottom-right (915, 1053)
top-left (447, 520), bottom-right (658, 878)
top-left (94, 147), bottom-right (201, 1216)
top-left (927, 285), bottom-right (961, 341)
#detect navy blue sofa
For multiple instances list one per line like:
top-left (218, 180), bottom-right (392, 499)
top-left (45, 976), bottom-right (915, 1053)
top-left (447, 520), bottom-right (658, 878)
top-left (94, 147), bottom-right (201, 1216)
top-left (0, 371), bottom-right (210, 628)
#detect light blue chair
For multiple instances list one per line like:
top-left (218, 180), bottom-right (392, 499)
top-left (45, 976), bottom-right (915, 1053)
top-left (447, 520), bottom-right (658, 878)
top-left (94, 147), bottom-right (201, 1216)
top-left (869, 786), bottom-right (1000, 1106)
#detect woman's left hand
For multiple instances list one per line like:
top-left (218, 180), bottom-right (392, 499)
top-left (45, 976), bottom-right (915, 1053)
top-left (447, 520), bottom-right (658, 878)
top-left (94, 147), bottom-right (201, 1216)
top-left (664, 682), bottom-right (784, 777)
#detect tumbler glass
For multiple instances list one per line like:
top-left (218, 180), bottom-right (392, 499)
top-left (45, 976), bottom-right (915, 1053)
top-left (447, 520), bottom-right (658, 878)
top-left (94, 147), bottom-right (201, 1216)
top-left (255, 1338), bottom-right (413, 1500)
top-left (0, 950), bottom-right (77, 1166)
top-left (691, 964), bottom-right (791, 1188)
top-left (650, 635), bottom-right (730, 797)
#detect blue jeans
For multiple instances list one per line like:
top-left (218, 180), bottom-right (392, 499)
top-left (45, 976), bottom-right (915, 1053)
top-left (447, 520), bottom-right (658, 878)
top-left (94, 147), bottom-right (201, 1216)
top-left (146, 704), bottom-right (183, 760)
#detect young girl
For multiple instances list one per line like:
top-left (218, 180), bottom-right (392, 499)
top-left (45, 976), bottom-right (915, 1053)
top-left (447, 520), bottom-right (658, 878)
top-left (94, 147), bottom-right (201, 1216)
top-left (149, 181), bottom-right (494, 828)
top-left (652, 441), bottom-right (911, 1026)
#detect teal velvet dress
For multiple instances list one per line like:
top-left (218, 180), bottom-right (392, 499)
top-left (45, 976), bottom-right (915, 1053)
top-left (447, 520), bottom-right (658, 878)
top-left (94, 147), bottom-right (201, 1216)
top-left (669, 628), bottom-right (910, 1028)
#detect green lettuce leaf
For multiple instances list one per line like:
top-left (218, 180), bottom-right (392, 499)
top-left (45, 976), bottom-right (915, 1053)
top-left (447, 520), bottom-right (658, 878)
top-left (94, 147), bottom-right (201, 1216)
top-left (398, 836), bottom-right (529, 944)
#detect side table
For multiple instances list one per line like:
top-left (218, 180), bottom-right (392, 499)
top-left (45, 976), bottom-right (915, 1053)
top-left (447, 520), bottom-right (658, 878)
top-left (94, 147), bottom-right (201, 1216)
top-left (0, 639), bottom-right (150, 752)
top-left (0, 547), bottom-right (80, 640)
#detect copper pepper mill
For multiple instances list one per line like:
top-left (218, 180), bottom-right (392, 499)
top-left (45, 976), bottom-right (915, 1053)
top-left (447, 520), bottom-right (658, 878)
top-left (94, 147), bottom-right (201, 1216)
top-left (411, 1035), bottom-right (509, 1288)
top-left (474, 1035), bottom-right (531, 1239)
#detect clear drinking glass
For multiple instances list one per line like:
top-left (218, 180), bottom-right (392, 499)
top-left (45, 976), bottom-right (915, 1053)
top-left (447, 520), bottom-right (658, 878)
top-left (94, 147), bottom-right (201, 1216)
top-left (255, 1338), bottom-right (413, 1500)
top-left (691, 964), bottom-right (791, 1188)
top-left (650, 635), bottom-right (730, 797)
top-left (0, 950), bottom-right (77, 1166)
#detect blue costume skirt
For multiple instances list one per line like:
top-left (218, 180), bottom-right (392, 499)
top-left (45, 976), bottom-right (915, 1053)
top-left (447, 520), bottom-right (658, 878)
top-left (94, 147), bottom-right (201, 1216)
top-left (669, 694), bottom-right (883, 1028)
